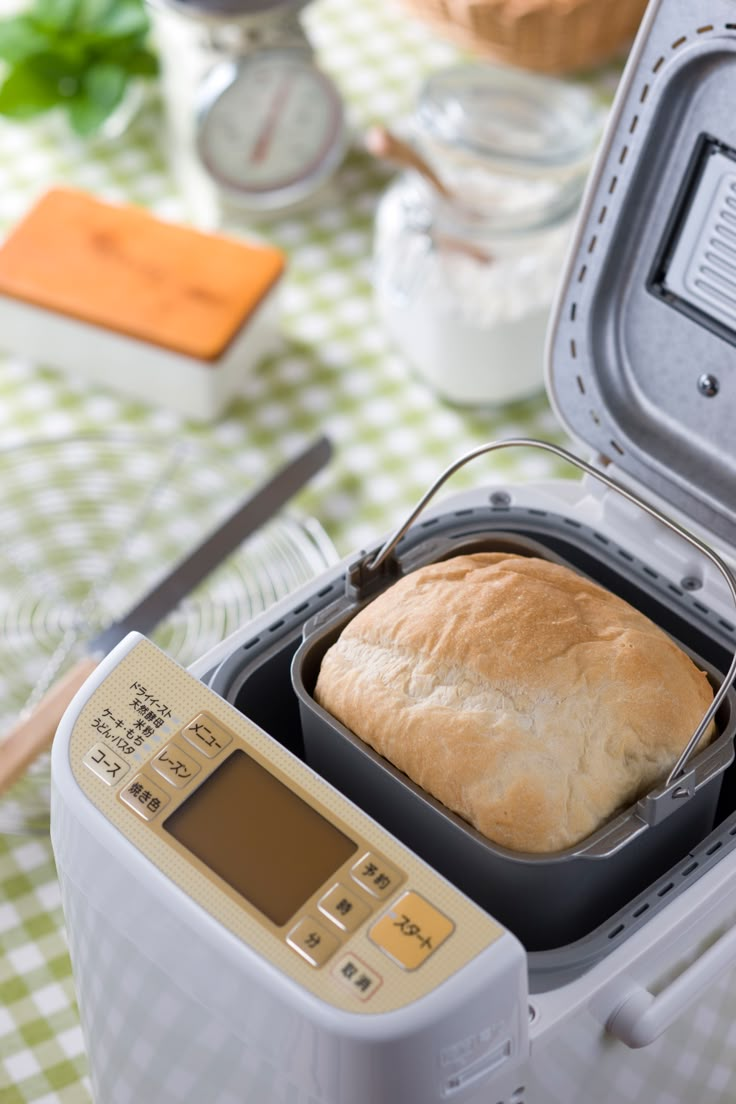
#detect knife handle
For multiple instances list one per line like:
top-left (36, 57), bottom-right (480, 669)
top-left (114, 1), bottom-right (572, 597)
top-left (0, 657), bottom-right (100, 797)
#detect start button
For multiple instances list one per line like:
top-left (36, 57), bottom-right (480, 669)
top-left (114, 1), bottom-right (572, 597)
top-left (369, 890), bottom-right (454, 970)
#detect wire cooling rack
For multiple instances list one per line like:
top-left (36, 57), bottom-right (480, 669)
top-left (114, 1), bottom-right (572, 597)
top-left (0, 434), bottom-right (337, 835)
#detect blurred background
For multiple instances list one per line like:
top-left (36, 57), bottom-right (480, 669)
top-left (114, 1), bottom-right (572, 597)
top-left (0, 0), bottom-right (647, 1099)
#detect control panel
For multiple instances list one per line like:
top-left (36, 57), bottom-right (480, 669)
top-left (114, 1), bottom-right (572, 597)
top-left (69, 636), bottom-right (506, 1015)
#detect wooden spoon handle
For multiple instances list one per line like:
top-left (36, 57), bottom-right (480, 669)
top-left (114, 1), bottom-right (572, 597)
top-left (0, 656), bottom-right (100, 796)
top-left (365, 125), bottom-right (455, 201)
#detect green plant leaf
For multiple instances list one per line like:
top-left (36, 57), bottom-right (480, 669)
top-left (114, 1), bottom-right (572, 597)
top-left (31, 0), bottom-right (81, 32)
top-left (66, 86), bottom-right (115, 133)
top-left (28, 50), bottom-right (84, 86)
top-left (90, 0), bottom-right (149, 39)
top-left (0, 16), bottom-right (51, 64)
top-left (0, 59), bottom-right (61, 118)
top-left (75, 0), bottom-right (116, 27)
top-left (106, 45), bottom-right (158, 77)
top-left (83, 60), bottom-right (126, 110)
top-left (0, 0), bottom-right (156, 134)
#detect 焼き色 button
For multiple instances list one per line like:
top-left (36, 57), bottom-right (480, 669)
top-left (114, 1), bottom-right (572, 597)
top-left (150, 741), bottom-right (201, 789)
top-left (350, 851), bottom-right (403, 900)
top-left (369, 890), bottom-right (454, 970)
top-left (83, 743), bottom-right (131, 786)
top-left (318, 883), bottom-right (371, 933)
top-left (180, 712), bottom-right (233, 758)
top-left (286, 916), bottom-right (340, 967)
top-left (119, 773), bottom-right (170, 821)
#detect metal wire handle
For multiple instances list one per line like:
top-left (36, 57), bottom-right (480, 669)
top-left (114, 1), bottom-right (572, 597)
top-left (367, 437), bottom-right (736, 786)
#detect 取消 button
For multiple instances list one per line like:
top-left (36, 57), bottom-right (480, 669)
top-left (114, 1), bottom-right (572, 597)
top-left (333, 952), bottom-right (382, 1001)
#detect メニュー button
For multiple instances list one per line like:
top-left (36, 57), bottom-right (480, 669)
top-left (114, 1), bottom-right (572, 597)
top-left (83, 743), bottom-right (130, 786)
top-left (318, 882), bottom-right (371, 933)
top-left (286, 916), bottom-right (340, 967)
top-left (150, 741), bottom-right (201, 788)
top-left (369, 890), bottom-right (454, 970)
top-left (119, 773), bottom-right (170, 820)
top-left (180, 712), bottom-right (233, 758)
top-left (350, 851), bottom-right (403, 900)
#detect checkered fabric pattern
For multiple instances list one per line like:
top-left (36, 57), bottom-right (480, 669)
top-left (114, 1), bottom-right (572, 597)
top-left (0, 0), bottom-right (616, 1099)
top-left (0, 836), bottom-right (89, 1102)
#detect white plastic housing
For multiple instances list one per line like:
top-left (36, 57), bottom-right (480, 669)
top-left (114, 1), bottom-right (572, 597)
top-left (0, 284), bottom-right (280, 422)
top-left (51, 637), bottom-right (529, 1104)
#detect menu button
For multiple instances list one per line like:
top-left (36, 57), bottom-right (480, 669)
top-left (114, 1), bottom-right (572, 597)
top-left (180, 712), bottom-right (233, 758)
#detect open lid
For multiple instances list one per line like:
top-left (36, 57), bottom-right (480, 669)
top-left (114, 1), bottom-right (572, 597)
top-left (546, 0), bottom-right (736, 547)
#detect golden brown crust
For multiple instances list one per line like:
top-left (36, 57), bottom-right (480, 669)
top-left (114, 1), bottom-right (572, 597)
top-left (314, 553), bottom-right (714, 853)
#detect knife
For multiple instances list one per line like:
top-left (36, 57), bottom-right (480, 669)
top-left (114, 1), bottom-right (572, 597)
top-left (0, 435), bottom-right (332, 796)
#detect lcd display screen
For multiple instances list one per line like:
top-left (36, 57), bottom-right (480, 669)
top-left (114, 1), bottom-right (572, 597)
top-left (164, 749), bottom-right (357, 926)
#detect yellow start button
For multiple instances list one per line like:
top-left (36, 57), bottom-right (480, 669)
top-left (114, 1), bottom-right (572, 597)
top-left (369, 890), bottom-right (454, 970)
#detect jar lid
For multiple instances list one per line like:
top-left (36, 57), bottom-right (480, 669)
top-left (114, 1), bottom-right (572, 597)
top-left (410, 64), bottom-right (605, 233)
top-left (415, 64), bottom-right (604, 179)
top-left (148, 0), bottom-right (308, 22)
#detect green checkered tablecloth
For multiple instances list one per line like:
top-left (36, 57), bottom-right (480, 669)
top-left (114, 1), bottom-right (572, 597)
top-left (0, 0), bottom-right (614, 1099)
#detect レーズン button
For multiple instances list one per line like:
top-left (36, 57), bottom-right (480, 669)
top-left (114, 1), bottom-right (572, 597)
top-left (150, 741), bottom-right (201, 789)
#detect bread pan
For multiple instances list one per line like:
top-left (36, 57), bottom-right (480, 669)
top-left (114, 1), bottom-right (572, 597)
top-left (292, 526), bottom-right (736, 952)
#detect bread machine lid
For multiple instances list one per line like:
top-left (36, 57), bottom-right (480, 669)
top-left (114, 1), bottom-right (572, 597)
top-left (546, 0), bottom-right (736, 547)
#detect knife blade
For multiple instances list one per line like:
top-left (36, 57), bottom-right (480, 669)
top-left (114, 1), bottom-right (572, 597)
top-left (0, 435), bottom-right (333, 796)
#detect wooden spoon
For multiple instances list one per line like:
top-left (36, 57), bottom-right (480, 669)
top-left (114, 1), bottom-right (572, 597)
top-left (365, 125), bottom-right (493, 265)
top-left (365, 124), bottom-right (456, 202)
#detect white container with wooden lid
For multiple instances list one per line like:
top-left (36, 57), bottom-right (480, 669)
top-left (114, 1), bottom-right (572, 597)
top-left (0, 188), bottom-right (286, 421)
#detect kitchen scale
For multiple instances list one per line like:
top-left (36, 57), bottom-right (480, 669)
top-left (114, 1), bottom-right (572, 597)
top-left (147, 0), bottom-right (347, 224)
top-left (51, 2), bottom-right (736, 1102)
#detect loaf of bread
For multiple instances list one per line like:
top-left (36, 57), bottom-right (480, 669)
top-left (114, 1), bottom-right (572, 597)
top-left (314, 552), bottom-right (715, 853)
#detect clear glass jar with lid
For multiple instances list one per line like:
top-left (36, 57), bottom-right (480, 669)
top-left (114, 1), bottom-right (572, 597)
top-left (372, 64), bottom-right (605, 407)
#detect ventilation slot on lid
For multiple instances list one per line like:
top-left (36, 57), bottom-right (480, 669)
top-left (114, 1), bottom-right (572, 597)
top-left (651, 134), bottom-right (736, 344)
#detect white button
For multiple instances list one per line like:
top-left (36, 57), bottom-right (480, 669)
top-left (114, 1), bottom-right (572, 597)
top-left (83, 743), bottom-right (131, 786)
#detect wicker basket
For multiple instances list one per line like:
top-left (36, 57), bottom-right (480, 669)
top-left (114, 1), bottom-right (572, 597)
top-left (398, 0), bottom-right (649, 74)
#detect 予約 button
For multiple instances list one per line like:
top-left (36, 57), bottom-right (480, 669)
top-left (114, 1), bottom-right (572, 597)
top-left (350, 851), bottom-right (403, 900)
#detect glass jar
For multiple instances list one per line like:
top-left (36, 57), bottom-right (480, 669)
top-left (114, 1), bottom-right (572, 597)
top-left (372, 65), bottom-right (605, 407)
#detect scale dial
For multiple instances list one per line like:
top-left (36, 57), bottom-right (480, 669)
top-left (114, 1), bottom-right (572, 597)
top-left (149, 0), bottom-right (310, 27)
top-left (196, 49), bottom-right (346, 211)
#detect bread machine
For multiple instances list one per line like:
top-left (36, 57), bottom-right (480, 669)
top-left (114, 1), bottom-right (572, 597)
top-left (50, 2), bottom-right (736, 1101)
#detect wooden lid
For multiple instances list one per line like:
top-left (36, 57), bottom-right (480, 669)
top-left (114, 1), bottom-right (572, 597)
top-left (0, 188), bottom-right (286, 362)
